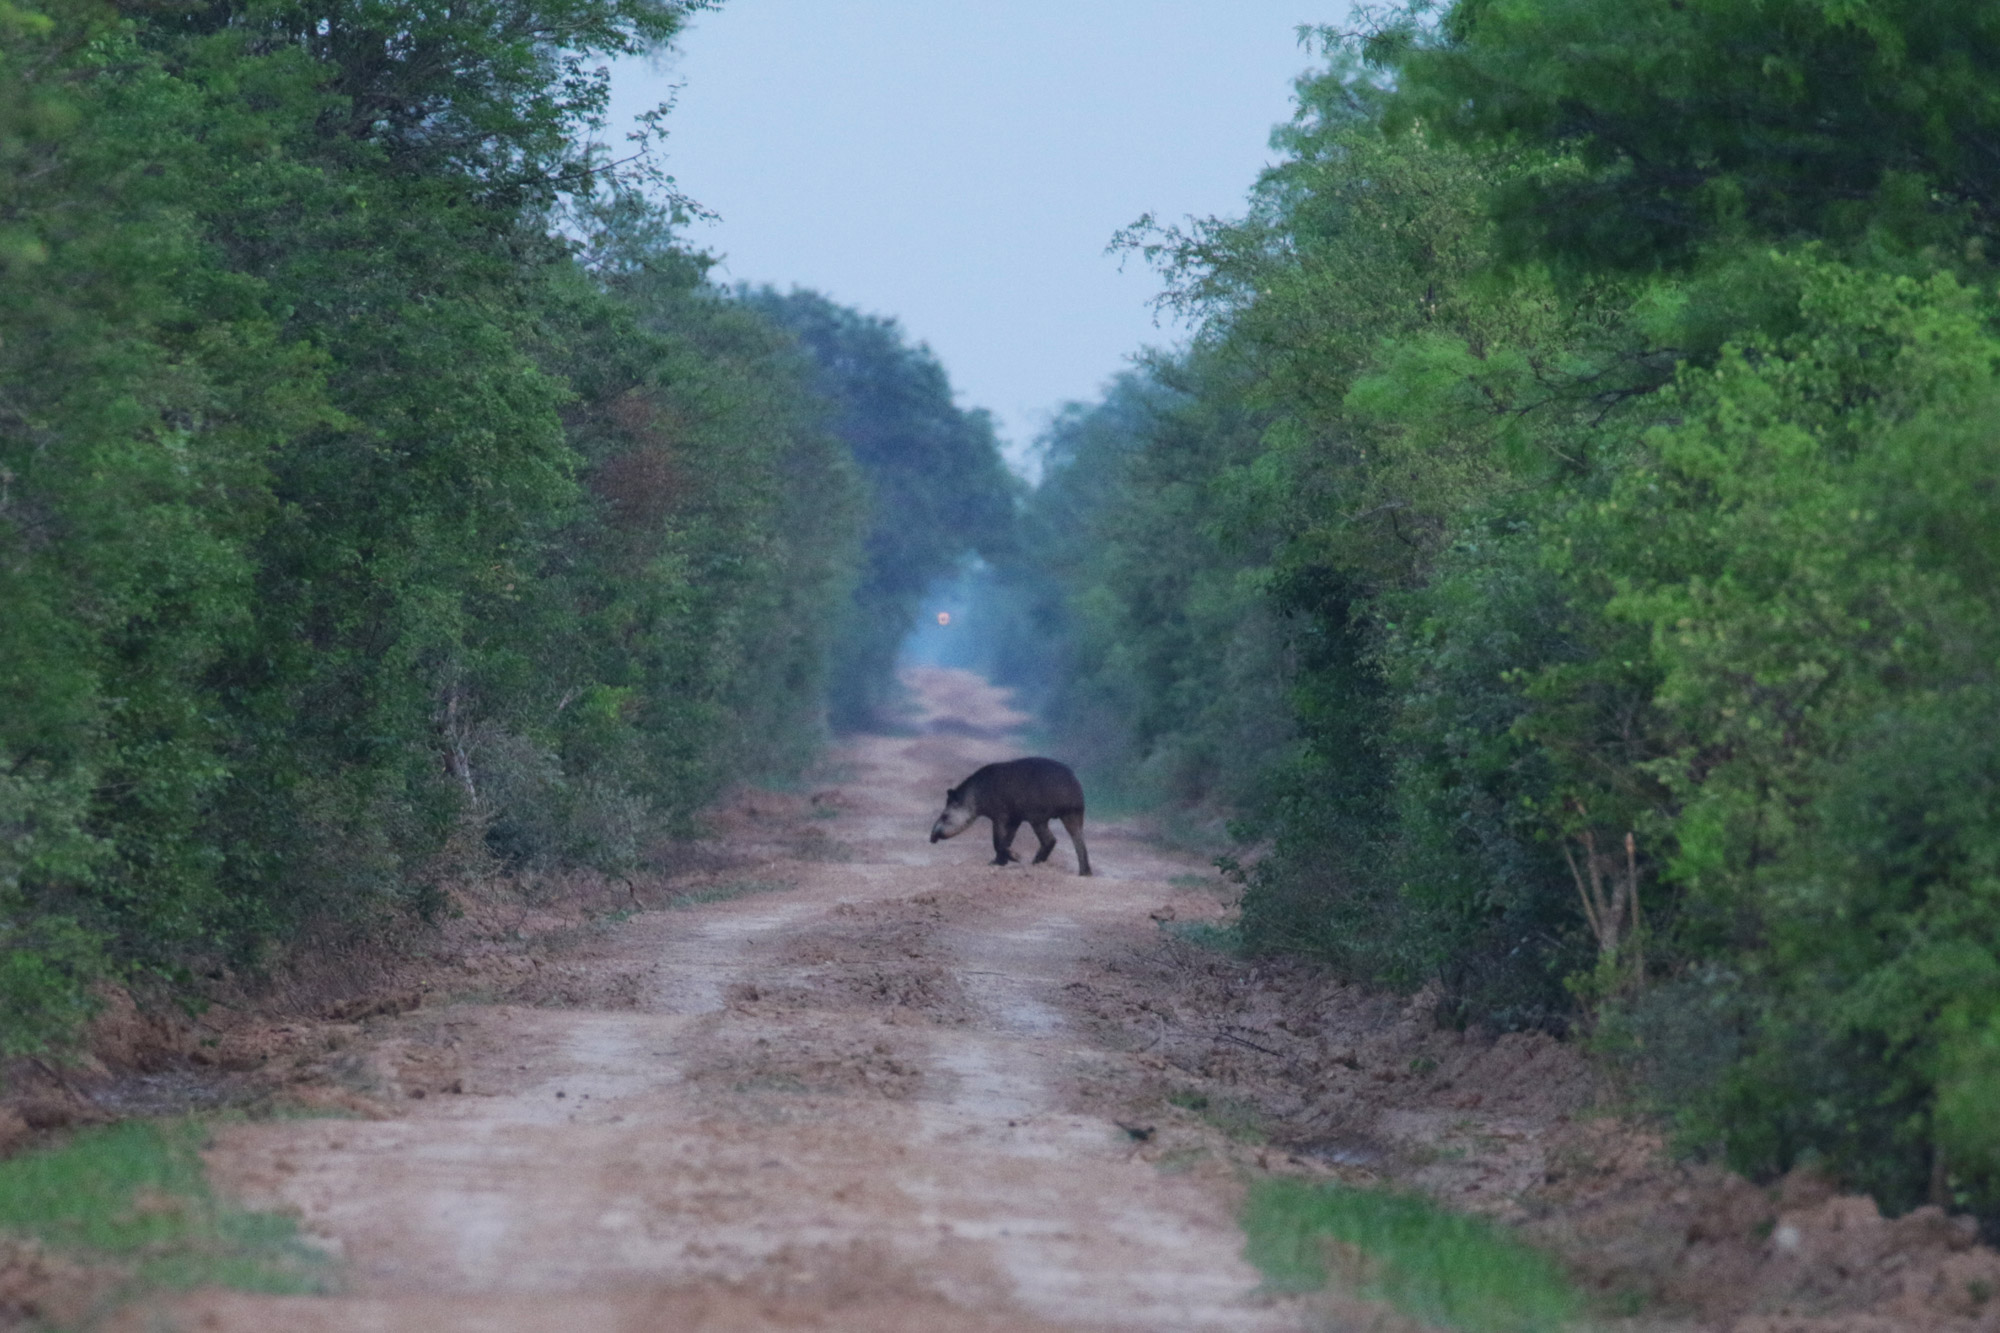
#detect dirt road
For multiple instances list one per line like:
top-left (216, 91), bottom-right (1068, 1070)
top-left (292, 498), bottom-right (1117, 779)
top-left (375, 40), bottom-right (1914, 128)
top-left (172, 669), bottom-right (1308, 1332)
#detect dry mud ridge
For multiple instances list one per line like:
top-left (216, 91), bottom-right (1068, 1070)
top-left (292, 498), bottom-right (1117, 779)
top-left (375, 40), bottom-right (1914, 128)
top-left (101, 668), bottom-right (2000, 1333)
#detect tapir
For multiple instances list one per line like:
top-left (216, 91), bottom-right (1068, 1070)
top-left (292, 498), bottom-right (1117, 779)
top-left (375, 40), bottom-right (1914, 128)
top-left (929, 757), bottom-right (1091, 876)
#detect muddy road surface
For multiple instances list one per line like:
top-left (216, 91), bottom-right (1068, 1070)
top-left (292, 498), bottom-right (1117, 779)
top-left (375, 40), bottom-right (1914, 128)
top-left (170, 670), bottom-right (1307, 1333)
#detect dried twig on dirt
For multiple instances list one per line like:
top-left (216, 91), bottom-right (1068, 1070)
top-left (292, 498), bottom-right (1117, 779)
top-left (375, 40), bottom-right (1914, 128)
top-left (1215, 1030), bottom-right (1282, 1057)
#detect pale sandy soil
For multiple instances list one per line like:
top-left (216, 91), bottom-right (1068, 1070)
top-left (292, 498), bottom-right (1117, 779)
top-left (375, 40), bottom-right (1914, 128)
top-left (155, 669), bottom-right (1316, 1333)
top-left (88, 666), bottom-right (2000, 1333)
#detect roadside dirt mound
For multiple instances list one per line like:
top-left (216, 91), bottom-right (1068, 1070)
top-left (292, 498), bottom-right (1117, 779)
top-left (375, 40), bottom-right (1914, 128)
top-left (1051, 896), bottom-right (2000, 1331)
top-left (1534, 1136), bottom-right (2000, 1330)
top-left (1056, 936), bottom-right (1594, 1198)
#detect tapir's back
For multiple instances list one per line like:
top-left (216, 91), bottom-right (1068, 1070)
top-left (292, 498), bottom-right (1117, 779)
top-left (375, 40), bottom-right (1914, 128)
top-left (969, 757), bottom-right (1085, 817)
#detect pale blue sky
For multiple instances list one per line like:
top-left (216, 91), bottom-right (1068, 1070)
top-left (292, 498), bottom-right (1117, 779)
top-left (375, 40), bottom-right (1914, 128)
top-left (609, 2), bottom-right (1345, 466)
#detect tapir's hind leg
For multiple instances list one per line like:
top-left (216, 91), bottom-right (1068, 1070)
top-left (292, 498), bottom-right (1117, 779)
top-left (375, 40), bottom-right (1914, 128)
top-left (1029, 819), bottom-right (1058, 864)
top-left (1059, 811), bottom-right (1092, 876)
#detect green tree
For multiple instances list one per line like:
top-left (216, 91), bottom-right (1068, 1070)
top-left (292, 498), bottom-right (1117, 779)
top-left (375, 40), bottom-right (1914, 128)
top-left (0, 0), bottom-right (869, 1061)
top-left (743, 289), bottom-right (1018, 730)
top-left (1009, 2), bottom-right (2000, 1226)
top-left (1385, 0), bottom-right (2000, 273)
top-left (1, 0), bottom-right (329, 1049)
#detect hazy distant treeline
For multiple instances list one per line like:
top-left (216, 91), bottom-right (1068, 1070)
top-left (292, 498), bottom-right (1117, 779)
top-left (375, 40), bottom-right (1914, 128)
top-left (0, 0), bottom-right (1007, 1058)
top-left (742, 289), bottom-right (1020, 731)
top-left (992, 1), bottom-right (2000, 1226)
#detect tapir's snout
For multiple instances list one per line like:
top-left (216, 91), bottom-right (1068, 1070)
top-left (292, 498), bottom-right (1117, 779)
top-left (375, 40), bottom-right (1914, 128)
top-left (930, 800), bottom-right (973, 843)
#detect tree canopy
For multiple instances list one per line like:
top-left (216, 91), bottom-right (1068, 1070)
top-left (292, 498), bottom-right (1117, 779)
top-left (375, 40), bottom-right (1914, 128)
top-left (992, 1), bottom-right (2000, 1227)
top-left (0, 0), bottom-right (880, 1058)
top-left (743, 289), bottom-right (1018, 730)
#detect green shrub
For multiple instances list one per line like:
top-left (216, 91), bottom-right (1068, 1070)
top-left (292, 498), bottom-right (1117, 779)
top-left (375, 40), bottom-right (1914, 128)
top-left (0, 0), bottom-right (869, 1060)
top-left (999, 4), bottom-right (2000, 1232)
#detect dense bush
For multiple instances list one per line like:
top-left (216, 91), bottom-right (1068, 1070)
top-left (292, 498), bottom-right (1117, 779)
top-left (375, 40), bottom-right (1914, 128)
top-left (996, 3), bottom-right (2000, 1223)
top-left (0, 0), bottom-right (871, 1056)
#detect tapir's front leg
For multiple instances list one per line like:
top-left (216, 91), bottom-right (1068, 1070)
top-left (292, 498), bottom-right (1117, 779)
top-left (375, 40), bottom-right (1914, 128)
top-left (991, 815), bottom-right (1022, 865)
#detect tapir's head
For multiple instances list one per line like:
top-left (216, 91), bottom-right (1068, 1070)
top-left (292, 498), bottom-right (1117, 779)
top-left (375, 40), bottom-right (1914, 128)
top-left (929, 785), bottom-right (975, 842)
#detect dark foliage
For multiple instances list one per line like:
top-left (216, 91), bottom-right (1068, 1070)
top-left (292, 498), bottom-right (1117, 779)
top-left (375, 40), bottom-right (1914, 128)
top-left (0, 0), bottom-right (865, 1055)
top-left (993, 3), bottom-right (2000, 1226)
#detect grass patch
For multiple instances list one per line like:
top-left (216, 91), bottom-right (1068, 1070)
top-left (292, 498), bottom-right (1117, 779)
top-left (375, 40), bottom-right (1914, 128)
top-left (0, 1117), bottom-right (327, 1309)
top-left (1242, 1178), bottom-right (1580, 1332)
top-left (663, 878), bottom-right (793, 910)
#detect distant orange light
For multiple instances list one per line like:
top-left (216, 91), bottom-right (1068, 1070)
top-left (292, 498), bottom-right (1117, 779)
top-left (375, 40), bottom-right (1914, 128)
top-left (937, 612), bottom-right (951, 626)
